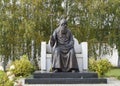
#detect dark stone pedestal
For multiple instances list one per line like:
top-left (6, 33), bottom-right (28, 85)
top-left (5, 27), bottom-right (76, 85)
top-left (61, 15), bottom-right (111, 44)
top-left (25, 71), bottom-right (107, 84)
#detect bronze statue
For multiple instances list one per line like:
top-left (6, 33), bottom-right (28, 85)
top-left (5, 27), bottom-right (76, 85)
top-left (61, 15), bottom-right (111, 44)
top-left (50, 18), bottom-right (79, 72)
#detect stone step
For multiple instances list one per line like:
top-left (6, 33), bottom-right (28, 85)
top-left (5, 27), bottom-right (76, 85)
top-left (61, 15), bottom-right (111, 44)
top-left (33, 72), bottom-right (98, 78)
top-left (25, 78), bottom-right (107, 84)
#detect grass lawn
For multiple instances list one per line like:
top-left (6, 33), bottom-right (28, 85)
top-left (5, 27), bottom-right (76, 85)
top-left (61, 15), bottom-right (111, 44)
top-left (105, 67), bottom-right (120, 80)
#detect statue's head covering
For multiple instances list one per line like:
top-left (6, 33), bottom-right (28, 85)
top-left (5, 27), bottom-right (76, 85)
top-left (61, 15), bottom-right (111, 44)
top-left (59, 18), bottom-right (67, 26)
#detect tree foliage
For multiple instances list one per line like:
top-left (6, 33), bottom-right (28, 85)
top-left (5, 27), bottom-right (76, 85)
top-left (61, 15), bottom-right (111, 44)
top-left (0, 0), bottom-right (119, 63)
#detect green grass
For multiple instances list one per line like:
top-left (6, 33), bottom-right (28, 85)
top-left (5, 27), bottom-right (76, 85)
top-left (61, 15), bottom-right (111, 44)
top-left (105, 68), bottom-right (120, 79)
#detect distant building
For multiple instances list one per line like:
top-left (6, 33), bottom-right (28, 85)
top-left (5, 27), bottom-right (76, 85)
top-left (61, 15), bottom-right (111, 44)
top-left (96, 44), bottom-right (119, 67)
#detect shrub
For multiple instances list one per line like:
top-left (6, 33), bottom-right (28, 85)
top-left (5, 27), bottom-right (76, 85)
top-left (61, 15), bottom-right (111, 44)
top-left (89, 58), bottom-right (112, 77)
top-left (0, 71), bottom-right (13, 86)
top-left (117, 76), bottom-right (120, 80)
top-left (11, 55), bottom-right (35, 77)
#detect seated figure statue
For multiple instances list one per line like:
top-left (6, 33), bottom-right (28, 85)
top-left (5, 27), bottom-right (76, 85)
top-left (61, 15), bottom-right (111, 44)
top-left (50, 18), bottom-right (79, 72)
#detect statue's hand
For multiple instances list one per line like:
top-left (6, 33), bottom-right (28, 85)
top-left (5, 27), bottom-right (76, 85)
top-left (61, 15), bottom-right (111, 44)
top-left (50, 35), bottom-right (55, 47)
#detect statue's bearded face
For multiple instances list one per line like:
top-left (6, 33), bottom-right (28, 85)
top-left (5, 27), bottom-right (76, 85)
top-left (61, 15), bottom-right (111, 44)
top-left (61, 22), bottom-right (67, 29)
top-left (60, 19), bottom-right (67, 33)
top-left (60, 22), bottom-right (67, 34)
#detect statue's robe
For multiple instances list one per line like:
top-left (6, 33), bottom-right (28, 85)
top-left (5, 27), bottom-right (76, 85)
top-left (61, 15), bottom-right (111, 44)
top-left (50, 27), bottom-right (79, 72)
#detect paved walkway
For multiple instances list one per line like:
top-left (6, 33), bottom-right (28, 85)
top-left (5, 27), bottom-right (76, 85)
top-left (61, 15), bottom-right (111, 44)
top-left (15, 78), bottom-right (120, 86)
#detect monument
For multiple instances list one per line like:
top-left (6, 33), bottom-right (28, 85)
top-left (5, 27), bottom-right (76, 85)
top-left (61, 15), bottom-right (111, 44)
top-left (50, 18), bottom-right (79, 72)
top-left (25, 18), bottom-right (107, 84)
